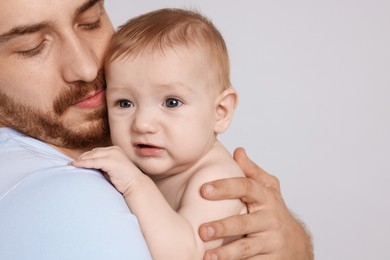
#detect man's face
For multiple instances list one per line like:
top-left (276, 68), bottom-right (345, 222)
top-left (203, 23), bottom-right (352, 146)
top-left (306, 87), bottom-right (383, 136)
top-left (0, 0), bottom-right (114, 152)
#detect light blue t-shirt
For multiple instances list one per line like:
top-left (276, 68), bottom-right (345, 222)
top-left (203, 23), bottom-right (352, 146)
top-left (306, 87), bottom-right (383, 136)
top-left (0, 128), bottom-right (151, 260)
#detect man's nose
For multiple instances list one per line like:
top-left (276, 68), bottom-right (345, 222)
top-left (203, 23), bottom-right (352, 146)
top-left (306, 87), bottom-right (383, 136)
top-left (61, 33), bottom-right (100, 83)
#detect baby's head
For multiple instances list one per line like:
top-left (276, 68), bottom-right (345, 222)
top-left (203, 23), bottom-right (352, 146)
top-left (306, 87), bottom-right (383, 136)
top-left (105, 8), bottom-right (232, 92)
top-left (103, 9), bottom-right (238, 176)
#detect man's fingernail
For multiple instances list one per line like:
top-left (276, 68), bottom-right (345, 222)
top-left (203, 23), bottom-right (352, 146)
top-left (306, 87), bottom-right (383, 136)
top-left (204, 253), bottom-right (218, 260)
top-left (204, 184), bottom-right (215, 196)
top-left (207, 226), bottom-right (215, 237)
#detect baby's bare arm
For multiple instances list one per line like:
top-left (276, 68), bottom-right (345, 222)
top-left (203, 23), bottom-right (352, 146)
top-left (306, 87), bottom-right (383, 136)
top-left (72, 146), bottom-right (246, 260)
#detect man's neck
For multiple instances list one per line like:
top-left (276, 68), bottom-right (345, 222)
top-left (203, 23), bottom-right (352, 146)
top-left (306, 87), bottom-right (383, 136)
top-left (49, 138), bottom-right (112, 159)
top-left (1, 123), bottom-right (111, 159)
top-left (49, 145), bottom-right (91, 159)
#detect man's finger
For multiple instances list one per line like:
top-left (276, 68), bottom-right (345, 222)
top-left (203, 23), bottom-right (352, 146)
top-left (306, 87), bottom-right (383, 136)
top-left (233, 147), bottom-right (265, 179)
top-left (199, 211), bottom-right (278, 241)
top-left (203, 235), bottom-right (272, 260)
top-left (200, 177), bottom-right (270, 203)
top-left (233, 147), bottom-right (280, 191)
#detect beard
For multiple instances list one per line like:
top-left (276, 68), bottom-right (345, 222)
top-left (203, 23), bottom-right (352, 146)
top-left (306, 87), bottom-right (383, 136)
top-left (0, 71), bottom-right (109, 149)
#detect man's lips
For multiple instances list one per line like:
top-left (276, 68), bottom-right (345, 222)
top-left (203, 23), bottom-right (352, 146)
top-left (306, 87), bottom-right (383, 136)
top-left (134, 143), bottom-right (164, 156)
top-left (75, 90), bottom-right (105, 109)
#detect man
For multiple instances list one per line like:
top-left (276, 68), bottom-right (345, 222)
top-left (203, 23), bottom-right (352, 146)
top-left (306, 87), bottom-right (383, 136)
top-left (0, 0), bottom-right (313, 259)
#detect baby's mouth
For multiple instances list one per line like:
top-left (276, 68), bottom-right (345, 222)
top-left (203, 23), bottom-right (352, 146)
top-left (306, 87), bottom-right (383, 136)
top-left (137, 144), bottom-right (158, 149)
top-left (134, 143), bottom-right (164, 156)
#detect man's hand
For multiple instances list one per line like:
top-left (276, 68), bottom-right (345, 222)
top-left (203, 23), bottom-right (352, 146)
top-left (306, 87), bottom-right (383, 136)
top-left (199, 148), bottom-right (313, 260)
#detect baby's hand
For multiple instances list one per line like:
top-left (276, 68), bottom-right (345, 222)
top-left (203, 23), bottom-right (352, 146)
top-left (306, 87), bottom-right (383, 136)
top-left (71, 146), bottom-right (142, 194)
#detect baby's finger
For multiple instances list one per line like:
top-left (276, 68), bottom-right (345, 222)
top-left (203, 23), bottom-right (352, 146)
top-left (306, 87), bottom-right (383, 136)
top-left (70, 152), bottom-right (111, 170)
top-left (70, 157), bottom-right (101, 169)
top-left (77, 148), bottom-right (107, 159)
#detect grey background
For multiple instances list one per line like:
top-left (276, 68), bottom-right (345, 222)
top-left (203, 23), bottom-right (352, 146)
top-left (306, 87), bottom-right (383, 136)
top-left (105, 1), bottom-right (390, 259)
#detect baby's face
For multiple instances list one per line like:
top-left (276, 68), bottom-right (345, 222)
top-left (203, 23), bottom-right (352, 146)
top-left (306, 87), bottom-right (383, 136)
top-left (105, 46), bottom-right (221, 176)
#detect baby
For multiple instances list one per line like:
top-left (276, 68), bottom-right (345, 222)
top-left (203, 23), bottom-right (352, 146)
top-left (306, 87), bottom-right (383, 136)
top-left (72, 8), bottom-right (246, 260)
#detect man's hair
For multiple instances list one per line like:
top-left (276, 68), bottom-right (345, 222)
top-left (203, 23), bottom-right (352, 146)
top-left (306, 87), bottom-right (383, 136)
top-left (105, 8), bottom-right (231, 89)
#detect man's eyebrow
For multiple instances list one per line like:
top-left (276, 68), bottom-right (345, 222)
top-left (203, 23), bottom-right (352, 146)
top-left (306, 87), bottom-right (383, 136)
top-left (75, 0), bottom-right (101, 16)
top-left (0, 22), bottom-right (49, 44)
top-left (0, 0), bottom-right (101, 44)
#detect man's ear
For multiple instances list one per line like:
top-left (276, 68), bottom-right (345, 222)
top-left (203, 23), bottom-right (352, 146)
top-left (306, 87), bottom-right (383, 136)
top-left (214, 88), bottom-right (238, 134)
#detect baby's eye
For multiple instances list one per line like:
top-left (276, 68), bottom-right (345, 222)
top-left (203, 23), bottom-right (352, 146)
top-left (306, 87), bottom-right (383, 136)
top-left (164, 98), bottom-right (183, 108)
top-left (117, 100), bottom-right (134, 108)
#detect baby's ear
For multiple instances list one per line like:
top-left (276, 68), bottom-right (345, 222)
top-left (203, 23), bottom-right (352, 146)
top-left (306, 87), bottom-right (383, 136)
top-left (214, 88), bottom-right (238, 134)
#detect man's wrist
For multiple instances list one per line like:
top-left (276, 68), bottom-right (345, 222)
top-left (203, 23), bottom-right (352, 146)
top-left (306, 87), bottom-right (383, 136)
top-left (291, 214), bottom-right (314, 260)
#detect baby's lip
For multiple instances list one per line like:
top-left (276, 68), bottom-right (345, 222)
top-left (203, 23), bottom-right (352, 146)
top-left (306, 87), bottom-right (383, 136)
top-left (133, 142), bottom-right (164, 156)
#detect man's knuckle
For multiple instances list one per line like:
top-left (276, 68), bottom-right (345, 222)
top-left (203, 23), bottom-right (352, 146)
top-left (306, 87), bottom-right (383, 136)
top-left (272, 232), bottom-right (287, 251)
top-left (237, 215), bottom-right (250, 232)
top-left (214, 221), bottom-right (227, 236)
top-left (242, 178), bottom-right (254, 192)
top-left (269, 216), bottom-right (283, 231)
top-left (271, 175), bottom-right (280, 187)
top-left (238, 238), bottom-right (255, 257)
top-left (247, 202), bottom-right (259, 213)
